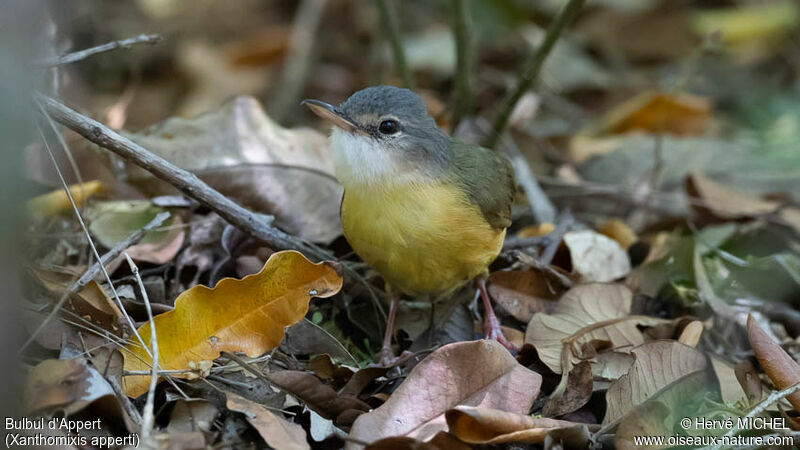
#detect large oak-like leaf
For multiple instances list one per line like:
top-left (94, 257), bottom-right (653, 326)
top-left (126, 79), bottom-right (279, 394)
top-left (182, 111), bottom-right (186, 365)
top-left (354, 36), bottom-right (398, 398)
top-left (123, 250), bottom-right (342, 397)
top-left (525, 283), bottom-right (665, 374)
top-left (125, 96), bottom-right (342, 243)
top-left (347, 340), bottom-right (542, 447)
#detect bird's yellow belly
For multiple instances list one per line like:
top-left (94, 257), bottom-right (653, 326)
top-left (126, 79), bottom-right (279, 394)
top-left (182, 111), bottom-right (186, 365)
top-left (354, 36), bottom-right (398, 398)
top-left (340, 182), bottom-right (505, 295)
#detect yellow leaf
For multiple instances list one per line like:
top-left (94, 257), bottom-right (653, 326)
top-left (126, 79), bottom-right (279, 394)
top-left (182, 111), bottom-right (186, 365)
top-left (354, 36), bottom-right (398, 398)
top-left (691, 1), bottom-right (799, 46)
top-left (27, 180), bottom-right (105, 216)
top-left (596, 219), bottom-right (637, 251)
top-left (123, 250), bottom-right (342, 397)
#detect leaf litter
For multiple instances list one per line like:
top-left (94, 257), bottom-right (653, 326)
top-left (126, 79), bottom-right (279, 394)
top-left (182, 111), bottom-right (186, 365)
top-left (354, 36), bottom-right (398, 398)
top-left (17, 0), bottom-right (800, 448)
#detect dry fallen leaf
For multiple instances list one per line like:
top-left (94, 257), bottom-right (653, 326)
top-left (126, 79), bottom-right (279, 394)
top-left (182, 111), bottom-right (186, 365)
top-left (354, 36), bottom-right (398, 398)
top-left (347, 340), bottom-right (542, 447)
top-left (563, 230), bottom-right (631, 282)
top-left (268, 370), bottom-right (371, 424)
top-left (445, 406), bottom-right (592, 445)
top-left (603, 340), bottom-right (708, 425)
top-left (596, 219), bottom-right (638, 251)
top-left (27, 180), bottom-right (105, 217)
top-left (747, 314), bottom-right (800, 412)
top-left (25, 358), bottom-right (117, 416)
top-left (525, 283), bottom-right (664, 374)
top-left (226, 392), bottom-right (309, 450)
top-left (487, 269), bottom-right (565, 323)
top-left (542, 361), bottom-right (593, 417)
top-left (32, 268), bottom-right (123, 332)
top-left (123, 250), bottom-right (342, 397)
top-left (87, 200), bottom-right (185, 264)
top-left (364, 432), bottom-right (469, 450)
top-left (125, 96), bottom-right (342, 243)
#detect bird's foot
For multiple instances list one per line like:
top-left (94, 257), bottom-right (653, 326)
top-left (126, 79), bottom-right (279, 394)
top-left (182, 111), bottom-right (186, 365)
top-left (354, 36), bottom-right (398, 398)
top-left (483, 313), bottom-right (517, 351)
top-left (372, 347), bottom-right (413, 368)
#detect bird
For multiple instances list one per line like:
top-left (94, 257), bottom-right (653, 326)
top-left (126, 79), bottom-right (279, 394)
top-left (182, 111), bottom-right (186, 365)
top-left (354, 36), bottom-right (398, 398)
top-left (302, 85), bottom-right (515, 365)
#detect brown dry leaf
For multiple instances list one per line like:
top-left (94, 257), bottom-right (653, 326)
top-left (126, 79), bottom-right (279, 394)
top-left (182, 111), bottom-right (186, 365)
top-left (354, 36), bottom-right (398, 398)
top-left (268, 371), bottom-right (371, 423)
top-left (517, 223), bottom-right (555, 238)
top-left (123, 251), bottom-right (342, 397)
top-left (525, 283), bottom-right (665, 374)
top-left (125, 96), bottom-right (342, 243)
top-left (686, 172), bottom-right (781, 219)
top-left (445, 406), bottom-right (591, 445)
top-left (86, 200), bottom-right (186, 264)
top-left (677, 320), bottom-right (703, 347)
top-left (593, 351), bottom-right (635, 381)
top-left (709, 356), bottom-right (749, 408)
top-left (27, 180), bottom-right (105, 217)
top-left (347, 340), bottom-right (542, 447)
top-left (542, 361), bottom-right (593, 417)
top-left (734, 360), bottom-right (764, 407)
top-left (747, 314), bottom-right (800, 412)
top-left (488, 269), bottom-right (565, 323)
top-left (32, 268), bottom-right (123, 332)
top-left (603, 340), bottom-right (708, 425)
top-left (596, 219), bottom-right (637, 251)
top-left (563, 231), bottom-right (631, 282)
top-left (224, 26), bottom-right (290, 67)
top-left (364, 432), bottom-right (469, 450)
top-left (25, 358), bottom-right (117, 416)
top-left (584, 91), bottom-right (711, 138)
top-left (614, 400), bottom-right (672, 450)
top-left (168, 400), bottom-right (219, 434)
top-left (226, 392), bottom-right (309, 450)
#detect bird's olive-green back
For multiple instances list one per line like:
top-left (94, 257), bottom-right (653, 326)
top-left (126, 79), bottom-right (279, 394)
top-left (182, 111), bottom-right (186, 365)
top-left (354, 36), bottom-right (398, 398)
top-left (447, 140), bottom-right (515, 230)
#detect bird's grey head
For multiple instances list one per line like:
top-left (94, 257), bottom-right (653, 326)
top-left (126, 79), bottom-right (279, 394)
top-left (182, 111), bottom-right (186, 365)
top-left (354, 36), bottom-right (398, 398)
top-left (303, 86), bottom-right (451, 186)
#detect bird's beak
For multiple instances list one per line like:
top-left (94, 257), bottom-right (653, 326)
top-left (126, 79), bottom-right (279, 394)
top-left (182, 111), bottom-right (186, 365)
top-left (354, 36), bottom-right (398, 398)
top-left (301, 99), bottom-right (366, 135)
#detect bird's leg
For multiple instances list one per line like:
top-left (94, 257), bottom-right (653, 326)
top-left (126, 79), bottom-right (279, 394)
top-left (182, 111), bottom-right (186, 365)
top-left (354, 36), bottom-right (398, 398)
top-left (377, 288), bottom-right (412, 367)
top-left (476, 277), bottom-right (516, 350)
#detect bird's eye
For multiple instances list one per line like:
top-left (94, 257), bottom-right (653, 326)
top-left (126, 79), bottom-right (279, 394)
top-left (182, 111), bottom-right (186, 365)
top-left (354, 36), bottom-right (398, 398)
top-left (378, 119), bottom-right (399, 135)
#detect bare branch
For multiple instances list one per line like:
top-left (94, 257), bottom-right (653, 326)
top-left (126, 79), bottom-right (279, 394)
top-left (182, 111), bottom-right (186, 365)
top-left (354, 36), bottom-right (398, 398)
top-left (36, 33), bottom-right (162, 67)
top-left (483, 0), bottom-right (585, 148)
top-left (36, 94), bottom-right (332, 262)
top-left (450, 0), bottom-right (474, 131)
top-left (375, 0), bottom-right (415, 88)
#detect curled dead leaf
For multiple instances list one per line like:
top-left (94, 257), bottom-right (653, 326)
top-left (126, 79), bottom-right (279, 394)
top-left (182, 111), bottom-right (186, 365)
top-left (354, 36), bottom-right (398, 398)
top-left (347, 340), bottom-right (542, 447)
top-left (27, 180), bottom-right (106, 217)
top-left (123, 250), bottom-right (342, 397)
top-left (268, 371), bottom-right (371, 424)
top-left (746, 314), bottom-right (800, 412)
top-left (445, 406), bottom-right (594, 445)
top-left (488, 269), bottom-right (564, 323)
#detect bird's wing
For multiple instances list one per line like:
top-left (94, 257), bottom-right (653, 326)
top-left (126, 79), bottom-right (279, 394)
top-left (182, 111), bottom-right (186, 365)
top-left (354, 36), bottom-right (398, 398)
top-left (450, 141), bottom-right (515, 230)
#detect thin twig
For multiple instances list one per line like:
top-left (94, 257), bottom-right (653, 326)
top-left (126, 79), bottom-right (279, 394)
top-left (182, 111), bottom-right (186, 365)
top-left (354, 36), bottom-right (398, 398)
top-left (37, 94), bottom-right (331, 262)
top-left (483, 0), bottom-right (585, 148)
top-left (450, 0), bottom-right (474, 131)
top-left (33, 120), bottom-right (153, 359)
top-left (375, 0), bottom-right (414, 88)
top-left (36, 34), bottom-right (162, 67)
top-left (20, 211), bottom-right (170, 353)
top-left (124, 253), bottom-right (158, 442)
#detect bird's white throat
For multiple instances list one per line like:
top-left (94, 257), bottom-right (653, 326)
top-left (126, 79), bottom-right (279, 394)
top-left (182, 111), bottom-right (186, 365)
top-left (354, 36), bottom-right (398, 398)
top-left (329, 127), bottom-right (430, 188)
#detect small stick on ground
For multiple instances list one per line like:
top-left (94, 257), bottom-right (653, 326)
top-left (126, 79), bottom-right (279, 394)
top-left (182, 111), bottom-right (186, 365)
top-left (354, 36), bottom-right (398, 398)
top-left (36, 34), bottom-right (162, 67)
top-left (37, 94), bottom-right (331, 262)
top-left (124, 253), bottom-right (158, 443)
top-left (375, 0), bottom-right (415, 89)
top-left (483, 0), bottom-right (586, 148)
top-left (503, 135), bottom-right (557, 223)
top-left (20, 211), bottom-right (170, 354)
